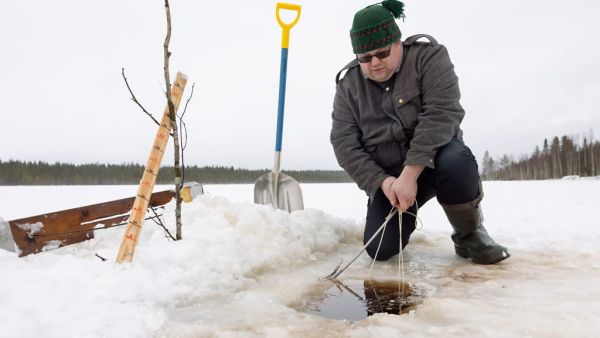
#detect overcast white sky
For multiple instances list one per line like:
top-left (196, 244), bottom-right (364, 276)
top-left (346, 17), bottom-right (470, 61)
top-left (1, 0), bottom-right (599, 170)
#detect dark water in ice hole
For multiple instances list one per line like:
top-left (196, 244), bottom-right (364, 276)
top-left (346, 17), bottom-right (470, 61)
top-left (295, 279), bottom-right (424, 321)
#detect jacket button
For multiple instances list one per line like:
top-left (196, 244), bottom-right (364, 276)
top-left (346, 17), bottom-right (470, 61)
top-left (398, 98), bottom-right (404, 104)
top-left (385, 87), bottom-right (390, 91)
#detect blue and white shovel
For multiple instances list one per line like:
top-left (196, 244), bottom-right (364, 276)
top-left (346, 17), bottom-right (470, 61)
top-left (254, 3), bottom-right (304, 212)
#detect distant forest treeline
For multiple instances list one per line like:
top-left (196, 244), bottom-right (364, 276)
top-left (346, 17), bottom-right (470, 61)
top-left (5, 132), bottom-right (599, 184)
top-left (0, 160), bottom-right (352, 185)
top-left (481, 133), bottom-right (600, 180)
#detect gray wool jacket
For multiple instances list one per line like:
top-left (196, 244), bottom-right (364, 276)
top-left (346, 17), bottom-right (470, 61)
top-left (330, 34), bottom-right (465, 198)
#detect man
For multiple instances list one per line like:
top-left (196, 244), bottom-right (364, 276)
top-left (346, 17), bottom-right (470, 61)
top-left (330, 0), bottom-right (509, 264)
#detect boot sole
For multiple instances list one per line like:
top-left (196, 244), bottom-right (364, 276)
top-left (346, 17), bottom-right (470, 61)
top-left (455, 246), bottom-right (510, 265)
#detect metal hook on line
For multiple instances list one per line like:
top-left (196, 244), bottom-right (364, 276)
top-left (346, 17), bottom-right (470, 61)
top-left (321, 208), bottom-right (398, 280)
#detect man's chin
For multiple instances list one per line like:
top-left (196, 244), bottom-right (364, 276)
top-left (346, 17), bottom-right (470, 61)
top-left (369, 73), bottom-right (392, 82)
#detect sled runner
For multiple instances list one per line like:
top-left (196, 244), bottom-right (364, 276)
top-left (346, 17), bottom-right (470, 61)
top-left (0, 182), bottom-right (202, 257)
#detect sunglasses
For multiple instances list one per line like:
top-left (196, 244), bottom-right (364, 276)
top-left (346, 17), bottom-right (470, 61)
top-left (356, 45), bottom-right (392, 63)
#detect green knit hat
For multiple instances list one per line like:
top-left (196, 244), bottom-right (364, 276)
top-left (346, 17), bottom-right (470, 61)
top-left (350, 0), bottom-right (405, 54)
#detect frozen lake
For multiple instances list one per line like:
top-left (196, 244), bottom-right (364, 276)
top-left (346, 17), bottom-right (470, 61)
top-left (1, 181), bottom-right (599, 337)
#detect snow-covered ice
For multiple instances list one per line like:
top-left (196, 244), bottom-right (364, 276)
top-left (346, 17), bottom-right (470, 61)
top-left (0, 181), bottom-right (599, 337)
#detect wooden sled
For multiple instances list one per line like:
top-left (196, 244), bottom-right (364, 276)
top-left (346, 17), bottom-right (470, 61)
top-left (0, 182), bottom-right (203, 257)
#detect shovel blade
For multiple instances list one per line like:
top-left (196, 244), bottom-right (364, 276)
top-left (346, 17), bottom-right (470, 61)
top-left (254, 172), bottom-right (304, 212)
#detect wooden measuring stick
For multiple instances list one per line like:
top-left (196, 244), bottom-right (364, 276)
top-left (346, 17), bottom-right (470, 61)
top-left (115, 72), bottom-right (188, 263)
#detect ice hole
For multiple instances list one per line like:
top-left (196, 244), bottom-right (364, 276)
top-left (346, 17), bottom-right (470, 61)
top-left (293, 279), bottom-right (424, 321)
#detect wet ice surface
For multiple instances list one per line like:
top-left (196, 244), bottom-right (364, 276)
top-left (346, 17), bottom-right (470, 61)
top-left (295, 279), bottom-right (427, 321)
top-left (1, 181), bottom-right (600, 337)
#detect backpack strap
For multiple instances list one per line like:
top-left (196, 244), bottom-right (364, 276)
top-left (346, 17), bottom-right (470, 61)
top-left (335, 59), bottom-right (360, 84)
top-left (404, 34), bottom-right (438, 47)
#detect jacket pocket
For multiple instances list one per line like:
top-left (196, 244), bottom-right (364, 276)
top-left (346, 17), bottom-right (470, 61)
top-left (394, 85), bottom-right (422, 135)
top-left (372, 141), bottom-right (406, 176)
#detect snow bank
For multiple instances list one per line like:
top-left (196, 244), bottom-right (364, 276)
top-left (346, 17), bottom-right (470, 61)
top-left (0, 193), bottom-right (363, 338)
top-left (561, 175), bottom-right (600, 180)
top-left (1, 181), bottom-right (600, 337)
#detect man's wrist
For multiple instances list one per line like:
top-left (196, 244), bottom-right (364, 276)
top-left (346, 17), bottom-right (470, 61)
top-left (401, 165), bottom-right (425, 180)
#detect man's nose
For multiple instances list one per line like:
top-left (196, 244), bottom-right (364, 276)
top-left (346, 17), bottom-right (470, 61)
top-left (370, 56), bottom-right (382, 65)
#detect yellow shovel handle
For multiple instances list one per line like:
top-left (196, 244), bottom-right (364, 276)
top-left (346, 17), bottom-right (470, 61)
top-left (276, 3), bottom-right (301, 48)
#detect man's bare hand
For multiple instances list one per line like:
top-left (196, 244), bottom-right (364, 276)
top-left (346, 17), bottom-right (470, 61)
top-left (391, 174), bottom-right (417, 211)
top-left (380, 165), bottom-right (425, 211)
top-left (380, 176), bottom-right (398, 206)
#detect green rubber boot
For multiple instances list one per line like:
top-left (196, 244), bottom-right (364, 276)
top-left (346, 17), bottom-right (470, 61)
top-left (441, 200), bottom-right (510, 265)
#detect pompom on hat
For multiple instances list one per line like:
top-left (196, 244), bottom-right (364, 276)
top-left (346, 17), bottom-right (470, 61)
top-left (350, 0), bottom-right (405, 54)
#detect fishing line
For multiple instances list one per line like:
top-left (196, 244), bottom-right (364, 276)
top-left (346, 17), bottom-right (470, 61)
top-left (367, 201), bottom-right (424, 295)
top-left (368, 207), bottom-right (392, 277)
top-left (399, 201), bottom-right (421, 294)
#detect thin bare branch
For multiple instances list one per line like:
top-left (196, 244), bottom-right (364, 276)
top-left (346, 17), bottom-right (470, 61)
top-left (178, 82), bottom-right (194, 152)
top-left (177, 112), bottom-right (189, 189)
top-left (180, 82), bottom-right (195, 120)
top-left (177, 95), bottom-right (190, 189)
top-left (121, 68), bottom-right (161, 127)
top-left (95, 253), bottom-right (107, 262)
top-left (149, 206), bottom-right (176, 241)
top-left (179, 118), bottom-right (189, 151)
top-left (179, 120), bottom-right (187, 190)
